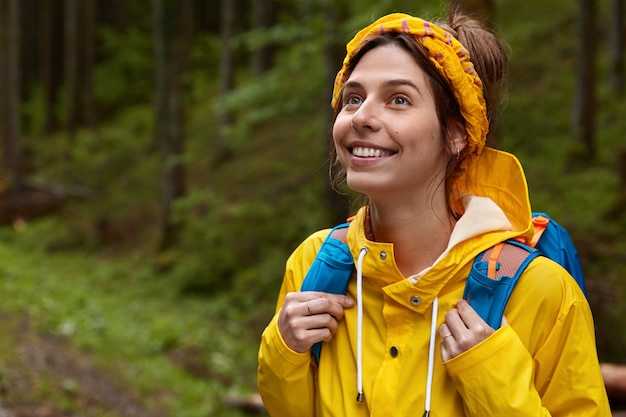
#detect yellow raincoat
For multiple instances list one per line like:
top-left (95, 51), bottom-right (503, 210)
top-left (258, 149), bottom-right (610, 416)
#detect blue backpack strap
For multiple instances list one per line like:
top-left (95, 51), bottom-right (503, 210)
top-left (531, 212), bottom-right (587, 297)
top-left (463, 240), bottom-right (540, 329)
top-left (300, 222), bottom-right (354, 363)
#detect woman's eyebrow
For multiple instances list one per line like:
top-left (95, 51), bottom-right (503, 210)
top-left (382, 79), bottom-right (423, 96)
top-left (342, 78), bottom-right (424, 99)
top-left (342, 80), bottom-right (363, 91)
top-left (344, 78), bottom-right (419, 89)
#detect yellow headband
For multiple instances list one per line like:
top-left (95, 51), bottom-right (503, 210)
top-left (331, 13), bottom-right (489, 155)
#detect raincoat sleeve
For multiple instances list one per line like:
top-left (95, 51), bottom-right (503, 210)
top-left (443, 257), bottom-right (611, 417)
top-left (258, 230), bottom-right (328, 417)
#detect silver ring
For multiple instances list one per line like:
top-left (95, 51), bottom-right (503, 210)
top-left (306, 299), bottom-right (313, 316)
top-left (442, 333), bottom-right (453, 339)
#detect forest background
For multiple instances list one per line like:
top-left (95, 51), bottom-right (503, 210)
top-left (0, 0), bottom-right (625, 416)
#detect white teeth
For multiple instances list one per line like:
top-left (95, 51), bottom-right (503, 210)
top-left (352, 147), bottom-right (389, 157)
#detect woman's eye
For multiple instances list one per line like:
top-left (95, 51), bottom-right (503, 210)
top-left (346, 96), bottom-right (362, 105)
top-left (391, 96), bottom-right (409, 105)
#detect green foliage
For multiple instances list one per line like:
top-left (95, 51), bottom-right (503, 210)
top-left (168, 112), bottom-right (329, 297)
top-left (22, 85), bottom-right (47, 136)
top-left (189, 33), bottom-right (222, 84)
top-left (0, 235), bottom-right (256, 416)
top-left (96, 27), bottom-right (155, 114)
top-left (220, 22), bottom-right (330, 146)
top-left (21, 105), bottom-right (159, 252)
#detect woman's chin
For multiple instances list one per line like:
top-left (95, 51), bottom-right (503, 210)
top-left (345, 176), bottom-right (387, 198)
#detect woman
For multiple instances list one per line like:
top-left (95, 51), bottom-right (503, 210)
top-left (258, 10), bottom-right (610, 417)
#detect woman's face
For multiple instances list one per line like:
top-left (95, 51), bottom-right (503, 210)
top-left (333, 43), bottom-right (460, 202)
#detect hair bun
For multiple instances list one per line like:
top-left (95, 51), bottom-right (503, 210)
top-left (437, 9), bottom-right (508, 145)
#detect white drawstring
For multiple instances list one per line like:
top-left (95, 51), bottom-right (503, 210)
top-left (355, 247), bottom-right (368, 403)
top-left (423, 296), bottom-right (439, 417)
top-left (353, 247), bottom-right (438, 413)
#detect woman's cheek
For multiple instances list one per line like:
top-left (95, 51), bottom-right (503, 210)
top-left (332, 114), bottom-right (351, 145)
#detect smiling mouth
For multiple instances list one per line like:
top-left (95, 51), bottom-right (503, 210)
top-left (351, 146), bottom-right (393, 158)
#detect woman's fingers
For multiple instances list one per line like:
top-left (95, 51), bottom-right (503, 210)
top-left (304, 294), bottom-right (353, 320)
top-left (277, 292), bottom-right (354, 353)
top-left (440, 299), bottom-right (496, 362)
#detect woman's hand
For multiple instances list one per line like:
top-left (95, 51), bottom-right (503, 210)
top-left (277, 291), bottom-right (354, 353)
top-left (439, 299), bottom-right (505, 362)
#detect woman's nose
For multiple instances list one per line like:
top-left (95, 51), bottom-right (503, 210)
top-left (351, 99), bottom-right (381, 131)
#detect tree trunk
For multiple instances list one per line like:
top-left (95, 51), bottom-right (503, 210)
top-left (83, 0), bottom-right (97, 132)
top-left (0, 186), bottom-right (65, 224)
top-left (39, 0), bottom-right (64, 134)
top-left (1, 0), bottom-right (22, 189)
top-left (19, 0), bottom-right (39, 108)
top-left (40, 0), bottom-right (54, 133)
top-left (216, 0), bottom-right (236, 163)
top-left (252, 0), bottom-right (273, 76)
top-left (64, 0), bottom-right (78, 140)
top-left (573, 0), bottom-right (596, 158)
top-left (610, 0), bottom-right (624, 94)
top-left (153, 0), bottom-right (188, 250)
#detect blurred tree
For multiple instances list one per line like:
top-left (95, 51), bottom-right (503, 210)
top-left (217, 0), bottom-right (236, 163)
top-left (83, 0), bottom-right (97, 131)
top-left (63, 0), bottom-right (98, 137)
top-left (64, 0), bottom-right (78, 140)
top-left (610, 0), bottom-right (624, 94)
top-left (252, 0), bottom-right (274, 76)
top-left (573, 0), bottom-right (596, 159)
top-left (0, 0), bottom-right (23, 189)
top-left (39, 0), bottom-right (58, 133)
top-left (153, 0), bottom-right (189, 249)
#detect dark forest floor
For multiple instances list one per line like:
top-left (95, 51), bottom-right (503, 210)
top-left (0, 311), bottom-right (166, 417)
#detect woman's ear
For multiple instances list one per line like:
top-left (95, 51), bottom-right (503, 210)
top-left (449, 121), bottom-right (468, 156)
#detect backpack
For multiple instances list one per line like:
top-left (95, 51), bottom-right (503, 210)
top-left (300, 212), bottom-right (587, 364)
